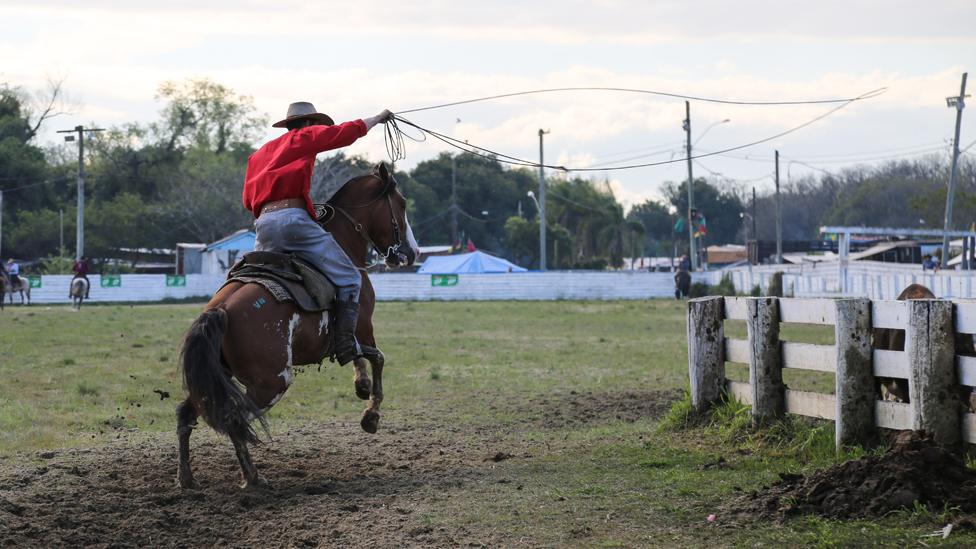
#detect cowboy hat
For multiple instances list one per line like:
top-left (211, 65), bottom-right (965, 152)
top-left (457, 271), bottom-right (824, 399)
top-left (271, 102), bottom-right (335, 128)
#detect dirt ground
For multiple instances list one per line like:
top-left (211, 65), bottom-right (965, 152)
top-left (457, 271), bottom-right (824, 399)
top-left (727, 431), bottom-right (976, 523)
top-left (0, 389), bottom-right (678, 548)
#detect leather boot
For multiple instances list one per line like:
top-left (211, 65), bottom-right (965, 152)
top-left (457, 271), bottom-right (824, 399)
top-left (333, 296), bottom-right (363, 365)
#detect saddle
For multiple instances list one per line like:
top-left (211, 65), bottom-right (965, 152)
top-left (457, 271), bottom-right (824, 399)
top-left (222, 251), bottom-right (336, 312)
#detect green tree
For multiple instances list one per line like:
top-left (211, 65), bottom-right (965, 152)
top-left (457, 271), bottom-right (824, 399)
top-left (409, 153), bottom-right (536, 254)
top-left (153, 78), bottom-right (265, 154)
top-left (664, 178), bottom-right (744, 248)
top-left (627, 199), bottom-right (675, 256)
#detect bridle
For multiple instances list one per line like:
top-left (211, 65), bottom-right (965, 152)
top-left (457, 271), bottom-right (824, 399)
top-left (319, 174), bottom-right (410, 268)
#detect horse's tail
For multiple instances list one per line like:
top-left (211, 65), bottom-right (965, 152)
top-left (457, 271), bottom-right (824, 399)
top-left (179, 307), bottom-right (267, 444)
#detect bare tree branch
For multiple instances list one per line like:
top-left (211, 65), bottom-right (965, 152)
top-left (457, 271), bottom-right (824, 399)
top-left (25, 77), bottom-right (72, 141)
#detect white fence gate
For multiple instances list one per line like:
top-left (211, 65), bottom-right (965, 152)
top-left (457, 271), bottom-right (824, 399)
top-left (687, 296), bottom-right (976, 449)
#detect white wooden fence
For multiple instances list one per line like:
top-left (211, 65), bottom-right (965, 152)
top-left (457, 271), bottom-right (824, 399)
top-left (13, 271), bottom-right (713, 304)
top-left (687, 295), bottom-right (976, 449)
top-left (722, 261), bottom-right (976, 300)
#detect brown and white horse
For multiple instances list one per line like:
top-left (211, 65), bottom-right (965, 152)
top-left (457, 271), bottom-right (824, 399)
top-left (176, 164), bottom-right (419, 490)
top-left (70, 277), bottom-right (89, 310)
top-left (3, 274), bottom-right (30, 305)
top-left (873, 283), bottom-right (976, 408)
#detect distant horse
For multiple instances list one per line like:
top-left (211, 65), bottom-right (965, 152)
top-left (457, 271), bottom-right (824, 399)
top-left (176, 164), bottom-right (419, 490)
top-left (3, 274), bottom-right (30, 305)
top-left (872, 283), bottom-right (976, 409)
top-left (674, 269), bottom-right (691, 299)
top-left (70, 277), bottom-right (89, 310)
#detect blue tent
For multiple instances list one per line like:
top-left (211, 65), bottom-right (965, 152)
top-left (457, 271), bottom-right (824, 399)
top-left (418, 251), bottom-right (527, 274)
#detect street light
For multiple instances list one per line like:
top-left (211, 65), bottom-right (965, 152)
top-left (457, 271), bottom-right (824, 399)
top-left (684, 110), bottom-right (730, 271)
top-left (526, 191), bottom-right (540, 212)
top-left (693, 118), bottom-right (731, 146)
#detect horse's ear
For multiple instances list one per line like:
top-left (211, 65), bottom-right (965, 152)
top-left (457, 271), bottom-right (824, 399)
top-left (376, 162), bottom-right (397, 188)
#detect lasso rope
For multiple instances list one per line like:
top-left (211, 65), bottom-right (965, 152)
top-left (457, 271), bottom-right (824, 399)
top-left (384, 86), bottom-right (885, 172)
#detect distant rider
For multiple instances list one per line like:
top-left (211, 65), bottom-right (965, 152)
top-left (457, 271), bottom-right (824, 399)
top-left (71, 256), bottom-right (91, 298)
top-left (5, 259), bottom-right (20, 286)
top-left (243, 101), bottom-right (392, 366)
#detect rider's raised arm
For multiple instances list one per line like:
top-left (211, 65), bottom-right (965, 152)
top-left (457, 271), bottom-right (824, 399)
top-left (298, 120), bottom-right (369, 154)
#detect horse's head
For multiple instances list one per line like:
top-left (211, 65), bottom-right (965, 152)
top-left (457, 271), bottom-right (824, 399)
top-left (326, 163), bottom-right (420, 268)
top-left (369, 163), bottom-right (420, 267)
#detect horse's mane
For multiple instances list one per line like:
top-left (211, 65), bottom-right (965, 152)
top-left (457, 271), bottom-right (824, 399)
top-left (327, 172), bottom-right (383, 205)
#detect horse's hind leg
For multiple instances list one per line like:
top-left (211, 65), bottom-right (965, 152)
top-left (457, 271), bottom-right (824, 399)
top-left (360, 346), bottom-right (384, 434)
top-left (230, 434), bottom-right (268, 490)
top-left (353, 358), bottom-right (372, 400)
top-left (176, 399), bottom-right (199, 489)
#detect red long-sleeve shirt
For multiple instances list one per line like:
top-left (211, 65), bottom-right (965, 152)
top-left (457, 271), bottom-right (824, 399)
top-left (243, 120), bottom-right (368, 218)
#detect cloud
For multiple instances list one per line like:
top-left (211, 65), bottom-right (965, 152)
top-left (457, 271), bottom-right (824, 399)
top-left (4, 1), bottom-right (972, 200)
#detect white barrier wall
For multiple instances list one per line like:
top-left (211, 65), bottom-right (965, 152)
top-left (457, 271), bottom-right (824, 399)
top-left (15, 271), bottom-right (716, 304)
top-left (722, 261), bottom-right (976, 299)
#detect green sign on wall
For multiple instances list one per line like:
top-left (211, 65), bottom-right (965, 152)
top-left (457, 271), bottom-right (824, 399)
top-left (101, 274), bottom-right (122, 288)
top-left (431, 274), bottom-right (459, 287)
top-left (28, 275), bottom-right (42, 288)
top-left (166, 275), bottom-right (187, 287)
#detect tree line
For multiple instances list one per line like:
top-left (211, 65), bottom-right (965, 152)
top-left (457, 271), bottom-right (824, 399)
top-left (2, 78), bottom-right (974, 270)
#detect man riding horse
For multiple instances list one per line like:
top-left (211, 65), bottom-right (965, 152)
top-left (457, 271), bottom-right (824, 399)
top-left (244, 102), bottom-right (392, 366)
top-left (71, 256), bottom-right (91, 299)
top-left (5, 259), bottom-right (20, 287)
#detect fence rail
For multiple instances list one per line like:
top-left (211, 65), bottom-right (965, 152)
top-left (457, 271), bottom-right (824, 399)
top-left (721, 261), bottom-right (976, 300)
top-left (688, 295), bottom-right (976, 449)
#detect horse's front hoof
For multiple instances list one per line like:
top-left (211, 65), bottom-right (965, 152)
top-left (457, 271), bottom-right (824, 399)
top-left (241, 475), bottom-right (272, 491)
top-left (360, 410), bottom-right (380, 434)
top-left (177, 474), bottom-right (199, 490)
top-left (354, 378), bottom-right (372, 400)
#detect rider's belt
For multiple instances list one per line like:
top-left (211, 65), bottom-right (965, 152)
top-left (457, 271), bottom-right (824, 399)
top-left (259, 198), bottom-right (306, 217)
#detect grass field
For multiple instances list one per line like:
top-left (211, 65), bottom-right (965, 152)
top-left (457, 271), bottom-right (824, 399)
top-left (1, 300), bottom-right (973, 547)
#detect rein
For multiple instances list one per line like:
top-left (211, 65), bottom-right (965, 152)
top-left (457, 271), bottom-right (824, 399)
top-left (320, 175), bottom-right (405, 269)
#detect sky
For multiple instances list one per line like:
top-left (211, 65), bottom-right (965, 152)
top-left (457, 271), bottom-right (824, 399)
top-left (1, 0), bottom-right (974, 210)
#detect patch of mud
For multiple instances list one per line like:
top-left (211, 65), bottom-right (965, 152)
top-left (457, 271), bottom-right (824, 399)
top-left (727, 431), bottom-right (976, 522)
top-left (0, 389), bottom-right (678, 547)
top-left (515, 389), bottom-right (681, 430)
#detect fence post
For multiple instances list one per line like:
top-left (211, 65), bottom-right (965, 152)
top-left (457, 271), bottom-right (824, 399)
top-left (834, 298), bottom-right (874, 449)
top-left (906, 299), bottom-right (959, 447)
top-left (747, 297), bottom-right (783, 425)
top-left (687, 297), bottom-right (725, 412)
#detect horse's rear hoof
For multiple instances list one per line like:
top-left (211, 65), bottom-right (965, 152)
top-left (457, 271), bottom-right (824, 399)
top-left (361, 410), bottom-right (380, 434)
top-left (355, 378), bottom-right (372, 400)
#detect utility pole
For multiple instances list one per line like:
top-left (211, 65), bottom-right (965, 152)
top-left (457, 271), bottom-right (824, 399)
top-left (941, 72), bottom-right (969, 260)
top-left (775, 150), bottom-right (782, 264)
top-left (57, 125), bottom-right (104, 260)
top-left (683, 101), bottom-right (697, 270)
top-left (538, 129), bottom-right (547, 270)
top-left (450, 155), bottom-right (458, 249)
top-left (751, 187), bottom-right (757, 244)
top-left (59, 209), bottom-right (64, 251)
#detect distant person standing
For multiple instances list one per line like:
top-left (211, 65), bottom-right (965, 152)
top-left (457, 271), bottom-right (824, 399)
top-left (922, 255), bottom-right (936, 271)
top-left (71, 256), bottom-right (91, 299)
top-left (678, 254), bottom-right (691, 272)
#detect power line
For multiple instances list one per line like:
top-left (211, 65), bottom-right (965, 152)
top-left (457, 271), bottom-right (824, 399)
top-left (547, 190), bottom-right (621, 216)
top-left (781, 140), bottom-right (949, 159)
top-left (781, 145), bottom-right (949, 166)
top-left (395, 86), bottom-right (888, 114)
top-left (0, 175), bottom-right (72, 192)
top-left (393, 87), bottom-right (871, 172)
